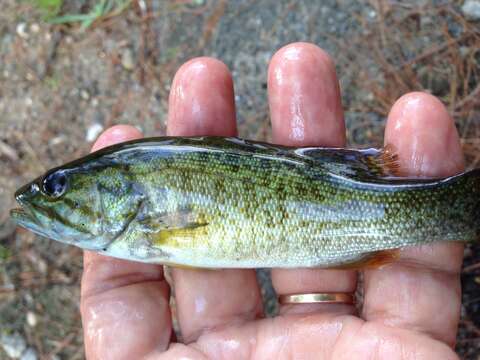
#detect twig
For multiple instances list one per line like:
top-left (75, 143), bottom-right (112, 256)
top-left (0, 140), bottom-right (19, 162)
top-left (463, 261), bottom-right (480, 273)
top-left (45, 332), bottom-right (76, 359)
top-left (460, 319), bottom-right (480, 337)
top-left (455, 83), bottom-right (480, 111)
top-left (398, 33), bottom-right (472, 71)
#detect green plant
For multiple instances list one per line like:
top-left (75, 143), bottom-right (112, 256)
top-left (0, 244), bottom-right (10, 262)
top-left (49, 0), bottom-right (131, 30)
top-left (33, 0), bottom-right (64, 18)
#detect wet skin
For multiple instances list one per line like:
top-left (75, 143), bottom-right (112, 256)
top-left (80, 43), bottom-right (463, 359)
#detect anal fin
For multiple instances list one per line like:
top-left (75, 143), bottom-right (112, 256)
top-left (331, 249), bottom-right (400, 270)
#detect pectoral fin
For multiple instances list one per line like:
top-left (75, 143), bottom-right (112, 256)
top-left (137, 206), bottom-right (206, 231)
top-left (153, 222), bottom-right (209, 247)
top-left (135, 205), bottom-right (209, 248)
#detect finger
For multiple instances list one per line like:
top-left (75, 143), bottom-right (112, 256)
top-left (362, 92), bottom-right (465, 346)
top-left (268, 42), bottom-right (356, 315)
top-left (167, 57), bottom-right (237, 136)
top-left (88, 125), bottom-right (143, 152)
top-left (167, 57), bottom-right (263, 343)
top-left (81, 125), bottom-right (172, 359)
top-left (268, 42), bottom-right (345, 146)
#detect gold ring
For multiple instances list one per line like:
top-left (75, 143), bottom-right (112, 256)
top-left (278, 293), bottom-right (355, 305)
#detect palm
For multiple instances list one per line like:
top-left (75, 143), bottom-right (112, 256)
top-left (80, 43), bottom-right (463, 359)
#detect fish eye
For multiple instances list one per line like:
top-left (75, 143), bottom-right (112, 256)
top-left (42, 171), bottom-right (68, 198)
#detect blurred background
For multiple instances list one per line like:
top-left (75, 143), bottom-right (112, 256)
top-left (0, 0), bottom-right (479, 358)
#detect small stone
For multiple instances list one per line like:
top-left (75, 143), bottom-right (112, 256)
top-left (86, 123), bottom-right (104, 142)
top-left (20, 348), bottom-right (37, 360)
top-left (420, 15), bottom-right (433, 27)
top-left (23, 293), bottom-right (34, 306)
top-left (49, 136), bottom-right (66, 147)
top-left (0, 333), bottom-right (27, 358)
top-left (26, 312), bottom-right (37, 328)
top-left (80, 90), bottom-right (90, 100)
top-left (16, 23), bottom-right (28, 39)
top-left (25, 72), bottom-right (35, 81)
top-left (365, 92), bottom-right (375, 101)
top-left (462, 0), bottom-right (480, 20)
top-left (121, 48), bottom-right (135, 70)
top-left (30, 23), bottom-right (40, 33)
top-left (460, 46), bottom-right (470, 57)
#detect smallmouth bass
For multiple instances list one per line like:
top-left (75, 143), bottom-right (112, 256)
top-left (10, 136), bottom-right (480, 268)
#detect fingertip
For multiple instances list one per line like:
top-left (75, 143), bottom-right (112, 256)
top-left (385, 92), bottom-right (464, 177)
top-left (268, 42), bottom-right (345, 146)
top-left (268, 42), bottom-right (336, 81)
top-left (167, 57), bottom-right (237, 137)
top-left (91, 125), bottom-right (143, 152)
top-left (177, 57), bottom-right (231, 78)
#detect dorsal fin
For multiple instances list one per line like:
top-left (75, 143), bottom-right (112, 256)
top-left (363, 144), bottom-right (401, 177)
top-left (293, 144), bottom-right (401, 181)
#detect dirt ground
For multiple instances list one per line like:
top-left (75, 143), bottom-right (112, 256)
top-left (1, 0), bottom-right (479, 359)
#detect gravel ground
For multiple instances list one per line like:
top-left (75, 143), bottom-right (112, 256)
top-left (1, 1), bottom-right (479, 358)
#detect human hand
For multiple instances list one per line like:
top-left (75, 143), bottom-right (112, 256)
top-left (80, 43), bottom-right (463, 359)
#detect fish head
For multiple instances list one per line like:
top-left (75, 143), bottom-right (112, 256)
top-left (10, 163), bottom-right (143, 251)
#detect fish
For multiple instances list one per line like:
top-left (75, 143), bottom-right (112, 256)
top-left (10, 136), bottom-right (480, 268)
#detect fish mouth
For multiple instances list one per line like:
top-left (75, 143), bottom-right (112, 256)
top-left (11, 206), bottom-right (35, 225)
top-left (10, 206), bottom-right (51, 238)
top-left (11, 187), bottom-right (110, 251)
top-left (11, 200), bottom-right (105, 251)
top-left (11, 199), bottom-right (70, 242)
top-left (11, 181), bottom-right (44, 230)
